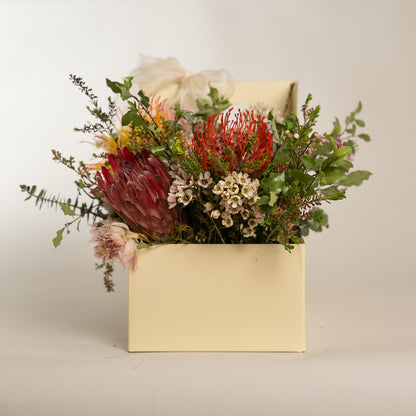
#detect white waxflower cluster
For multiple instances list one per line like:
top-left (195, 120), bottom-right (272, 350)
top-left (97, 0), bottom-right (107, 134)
top-left (167, 166), bottom-right (213, 209)
top-left (207, 171), bottom-right (265, 238)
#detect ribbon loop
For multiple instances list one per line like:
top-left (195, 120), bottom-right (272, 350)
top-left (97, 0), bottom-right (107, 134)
top-left (131, 55), bottom-right (235, 111)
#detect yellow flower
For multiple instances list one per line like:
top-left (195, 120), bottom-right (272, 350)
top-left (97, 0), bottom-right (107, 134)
top-left (87, 96), bottom-right (175, 171)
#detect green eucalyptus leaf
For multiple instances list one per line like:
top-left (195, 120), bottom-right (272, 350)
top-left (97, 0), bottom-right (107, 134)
top-left (59, 202), bottom-right (76, 216)
top-left (355, 119), bottom-right (365, 127)
top-left (53, 227), bottom-right (65, 248)
top-left (358, 133), bottom-right (371, 142)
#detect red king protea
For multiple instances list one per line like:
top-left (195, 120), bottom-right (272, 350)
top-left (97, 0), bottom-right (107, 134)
top-left (96, 147), bottom-right (178, 239)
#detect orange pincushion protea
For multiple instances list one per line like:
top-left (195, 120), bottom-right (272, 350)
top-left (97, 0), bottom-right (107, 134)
top-left (192, 109), bottom-right (274, 177)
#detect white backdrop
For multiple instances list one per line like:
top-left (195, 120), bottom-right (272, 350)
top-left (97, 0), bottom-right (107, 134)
top-left (1, 0), bottom-right (416, 415)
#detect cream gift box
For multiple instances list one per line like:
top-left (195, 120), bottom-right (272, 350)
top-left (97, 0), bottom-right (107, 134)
top-left (129, 244), bottom-right (305, 352)
top-left (128, 81), bottom-right (304, 352)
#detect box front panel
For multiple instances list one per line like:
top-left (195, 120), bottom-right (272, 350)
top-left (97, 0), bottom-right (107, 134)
top-left (129, 244), bottom-right (305, 352)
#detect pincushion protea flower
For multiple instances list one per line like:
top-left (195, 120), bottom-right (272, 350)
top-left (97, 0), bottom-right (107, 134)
top-left (192, 109), bottom-right (274, 177)
top-left (96, 147), bottom-right (178, 239)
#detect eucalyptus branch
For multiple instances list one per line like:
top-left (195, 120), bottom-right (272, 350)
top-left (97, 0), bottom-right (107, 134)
top-left (20, 185), bottom-right (106, 220)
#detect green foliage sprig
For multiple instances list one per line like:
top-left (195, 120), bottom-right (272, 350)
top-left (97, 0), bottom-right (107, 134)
top-left (70, 74), bottom-right (117, 137)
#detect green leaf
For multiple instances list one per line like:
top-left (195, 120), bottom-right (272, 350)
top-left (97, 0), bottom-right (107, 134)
top-left (358, 133), bottom-right (371, 142)
top-left (208, 87), bottom-right (219, 103)
top-left (106, 78), bottom-right (121, 94)
top-left (312, 141), bottom-right (333, 156)
top-left (122, 111), bottom-right (146, 128)
top-left (355, 119), bottom-right (365, 127)
top-left (300, 155), bottom-right (315, 170)
top-left (268, 192), bottom-right (277, 206)
top-left (138, 90), bottom-right (150, 108)
top-left (172, 140), bottom-right (185, 156)
top-left (137, 241), bottom-right (149, 249)
top-left (106, 78), bottom-right (132, 100)
top-left (321, 155), bottom-right (335, 171)
top-left (196, 98), bottom-right (211, 110)
top-left (291, 169), bottom-right (314, 185)
top-left (334, 145), bottom-right (352, 159)
top-left (151, 146), bottom-right (166, 157)
top-left (160, 235), bottom-right (171, 243)
top-left (346, 124), bottom-right (357, 136)
top-left (123, 76), bottom-right (133, 89)
top-left (290, 236), bottom-right (301, 244)
top-left (331, 117), bottom-right (341, 137)
top-left (273, 150), bottom-right (290, 163)
top-left (53, 227), bottom-right (65, 248)
top-left (345, 111), bottom-right (355, 124)
top-left (320, 186), bottom-right (346, 200)
top-left (339, 170), bottom-right (372, 186)
top-left (261, 172), bottom-right (285, 193)
top-left (256, 195), bottom-right (270, 206)
top-left (331, 158), bottom-right (354, 170)
top-left (353, 101), bottom-right (362, 115)
top-left (329, 136), bottom-right (338, 151)
top-left (59, 202), bottom-right (76, 216)
top-left (300, 207), bottom-right (329, 236)
top-left (320, 168), bottom-right (348, 185)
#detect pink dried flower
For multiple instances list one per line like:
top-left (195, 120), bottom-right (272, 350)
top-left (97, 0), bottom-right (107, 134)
top-left (90, 219), bottom-right (139, 269)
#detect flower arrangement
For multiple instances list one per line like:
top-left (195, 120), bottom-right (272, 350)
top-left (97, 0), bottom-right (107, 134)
top-left (21, 58), bottom-right (371, 291)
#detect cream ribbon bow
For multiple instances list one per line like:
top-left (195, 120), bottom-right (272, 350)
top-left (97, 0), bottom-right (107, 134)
top-left (130, 55), bottom-right (235, 112)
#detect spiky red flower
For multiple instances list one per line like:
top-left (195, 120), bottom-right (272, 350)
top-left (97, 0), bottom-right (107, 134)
top-left (192, 109), bottom-right (274, 177)
top-left (96, 147), bottom-right (178, 239)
